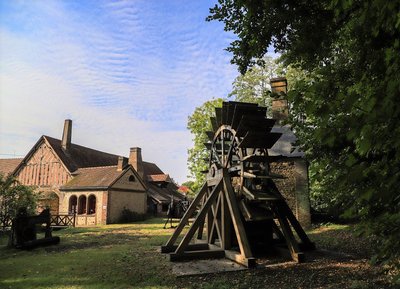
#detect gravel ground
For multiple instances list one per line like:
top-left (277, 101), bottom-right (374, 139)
top-left (174, 225), bottom-right (397, 289)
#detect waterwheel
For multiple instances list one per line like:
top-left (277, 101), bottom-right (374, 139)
top-left (161, 101), bottom-right (315, 268)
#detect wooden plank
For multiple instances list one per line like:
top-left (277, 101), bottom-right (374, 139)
top-left (210, 117), bottom-right (218, 132)
top-left (280, 201), bottom-right (315, 250)
top-left (231, 104), bottom-right (259, 130)
top-left (170, 249), bottom-right (225, 262)
top-left (161, 243), bottom-right (210, 253)
top-left (221, 189), bottom-right (232, 250)
top-left (164, 183), bottom-right (208, 248)
top-left (238, 132), bottom-right (282, 149)
top-left (236, 115), bottom-right (275, 137)
top-left (215, 108), bottom-right (222, 128)
top-left (209, 193), bottom-right (223, 245)
top-left (224, 249), bottom-right (257, 268)
top-left (222, 102), bottom-right (228, 125)
top-left (222, 169), bottom-right (253, 259)
top-left (274, 204), bottom-right (304, 263)
top-left (204, 142), bottom-right (212, 150)
top-left (175, 179), bottom-right (223, 254)
top-left (205, 131), bottom-right (214, 141)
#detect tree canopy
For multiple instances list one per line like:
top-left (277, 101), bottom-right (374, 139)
top-left (0, 174), bottom-right (37, 219)
top-left (208, 0), bottom-right (400, 274)
top-left (187, 98), bottom-right (224, 192)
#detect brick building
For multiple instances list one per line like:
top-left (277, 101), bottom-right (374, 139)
top-left (269, 77), bottom-right (311, 228)
top-left (0, 120), bottom-right (185, 225)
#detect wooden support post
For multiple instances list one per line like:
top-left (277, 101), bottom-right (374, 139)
top-left (281, 201), bottom-right (315, 250)
top-left (222, 169), bottom-right (253, 259)
top-left (274, 204), bottom-right (304, 263)
top-left (175, 179), bottom-right (223, 255)
top-left (221, 189), bottom-right (232, 250)
top-left (163, 182), bottom-right (208, 251)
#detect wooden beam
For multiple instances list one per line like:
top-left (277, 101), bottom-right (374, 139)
top-left (221, 190), bottom-right (232, 250)
top-left (170, 249), bottom-right (225, 262)
top-left (274, 204), bottom-right (304, 263)
top-left (175, 179), bottom-right (223, 255)
top-left (222, 169), bottom-right (253, 259)
top-left (161, 243), bottom-right (209, 253)
top-left (164, 182), bottom-right (208, 248)
top-left (281, 201), bottom-right (315, 250)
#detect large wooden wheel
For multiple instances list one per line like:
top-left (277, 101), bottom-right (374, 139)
top-left (162, 101), bottom-right (315, 268)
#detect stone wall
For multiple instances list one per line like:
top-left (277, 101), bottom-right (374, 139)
top-left (107, 190), bottom-right (147, 223)
top-left (270, 159), bottom-right (311, 228)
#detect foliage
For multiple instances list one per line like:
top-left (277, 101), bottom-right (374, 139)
top-left (180, 180), bottom-right (196, 197)
top-left (187, 98), bottom-right (224, 193)
top-left (0, 174), bottom-right (37, 218)
top-left (208, 0), bottom-right (400, 274)
top-left (229, 56), bottom-right (281, 111)
top-left (118, 208), bottom-right (148, 223)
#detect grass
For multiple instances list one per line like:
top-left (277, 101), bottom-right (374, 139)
top-left (0, 219), bottom-right (393, 289)
top-left (0, 218), bottom-right (176, 289)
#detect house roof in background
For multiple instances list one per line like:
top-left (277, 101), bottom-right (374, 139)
top-left (0, 158), bottom-right (23, 176)
top-left (147, 174), bottom-right (170, 182)
top-left (44, 136), bottom-right (120, 172)
top-left (60, 165), bottom-right (122, 189)
top-left (146, 181), bottom-right (185, 204)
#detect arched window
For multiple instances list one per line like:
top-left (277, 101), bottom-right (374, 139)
top-left (69, 195), bottom-right (77, 214)
top-left (129, 175), bottom-right (135, 182)
top-left (88, 195), bottom-right (96, 214)
top-left (78, 195), bottom-right (87, 214)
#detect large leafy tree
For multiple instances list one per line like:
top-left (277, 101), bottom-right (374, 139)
top-left (0, 174), bottom-right (37, 219)
top-left (208, 0), bottom-right (400, 273)
top-left (187, 98), bottom-right (224, 192)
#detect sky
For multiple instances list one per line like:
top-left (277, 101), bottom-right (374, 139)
top-left (0, 0), bottom-right (240, 184)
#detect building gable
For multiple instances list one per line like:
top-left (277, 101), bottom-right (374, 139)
top-left (110, 166), bottom-right (146, 192)
top-left (15, 137), bottom-right (71, 187)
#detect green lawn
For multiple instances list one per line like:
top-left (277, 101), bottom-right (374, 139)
top-left (0, 219), bottom-right (393, 289)
top-left (0, 219), bottom-right (176, 289)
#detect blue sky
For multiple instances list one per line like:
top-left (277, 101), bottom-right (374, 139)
top-left (0, 0), bottom-right (242, 183)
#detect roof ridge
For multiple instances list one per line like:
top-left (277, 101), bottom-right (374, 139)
top-left (78, 165), bottom-right (118, 170)
top-left (44, 135), bottom-right (120, 157)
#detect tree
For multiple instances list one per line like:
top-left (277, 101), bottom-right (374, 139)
top-left (229, 56), bottom-right (281, 111)
top-left (0, 174), bottom-right (37, 219)
top-left (208, 0), bottom-right (400, 275)
top-left (187, 98), bottom-right (224, 193)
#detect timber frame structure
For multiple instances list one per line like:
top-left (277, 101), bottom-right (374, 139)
top-left (162, 101), bottom-right (315, 268)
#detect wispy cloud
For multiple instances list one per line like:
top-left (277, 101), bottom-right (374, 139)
top-left (0, 0), bottom-right (239, 182)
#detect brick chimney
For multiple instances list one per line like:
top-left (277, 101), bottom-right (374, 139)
top-left (129, 147), bottom-right (144, 179)
top-left (117, 156), bottom-right (128, 171)
top-left (61, 119), bottom-right (72, 150)
top-left (270, 77), bottom-right (288, 122)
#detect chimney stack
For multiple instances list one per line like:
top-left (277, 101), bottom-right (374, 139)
top-left (117, 156), bottom-right (128, 171)
top-left (129, 147), bottom-right (144, 179)
top-left (270, 77), bottom-right (288, 121)
top-left (61, 119), bottom-right (72, 150)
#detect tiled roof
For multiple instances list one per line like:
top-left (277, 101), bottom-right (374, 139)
top-left (143, 161), bottom-right (163, 176)
top-left (60, 166), bottom-right (122, 189)
top-left (146, 182), bottom-right (186, 203)
top-left (147, 174), bottom-right (170, 182)
top-left (0, 158), bottom-right (23, 176)
top-left (44, 136), bottom-right (120, 172)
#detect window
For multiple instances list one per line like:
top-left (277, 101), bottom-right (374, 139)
top-left (128, 175), bottom-right (135, 182)
top-left (78, 195), bottom-right (87, 214)
top-left (88, 195), bottom-right (96, 214)
top-left (68, 195), bottom-right (77, 214)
